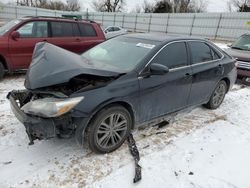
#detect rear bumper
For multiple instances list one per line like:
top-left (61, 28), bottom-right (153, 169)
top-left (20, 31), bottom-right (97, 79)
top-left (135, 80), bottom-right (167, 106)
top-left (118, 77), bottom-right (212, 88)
top-left (7, 91), bottom-right (56, 144)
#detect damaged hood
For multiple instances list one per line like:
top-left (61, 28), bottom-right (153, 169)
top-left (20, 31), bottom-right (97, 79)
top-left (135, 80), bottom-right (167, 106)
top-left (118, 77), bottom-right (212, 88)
top-left (25, 42), bottom-right (124, 90)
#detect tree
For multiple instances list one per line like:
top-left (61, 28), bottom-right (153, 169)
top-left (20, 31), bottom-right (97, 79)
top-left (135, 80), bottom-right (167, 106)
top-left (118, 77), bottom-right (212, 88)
top-left (187, 0), bottom-right (208, 13)
top-left (141, 0), bottom-right (155, 13)
top-left (131, 4), bottom-right (142, 13)
top-left (171, 0), bottom-right (207, 13)
top-left (139, 0), bottom-right (207, 13)
top-left (66, 0), bottom-right (81, 11)
top-left (153, 0), bottom-right (172, 13)
top-left (16, 0), bottom-right (81, 11)
top-left (92, 0), bottom-right (126, 12)
top-left (228, 0), bottom-right (250, 12)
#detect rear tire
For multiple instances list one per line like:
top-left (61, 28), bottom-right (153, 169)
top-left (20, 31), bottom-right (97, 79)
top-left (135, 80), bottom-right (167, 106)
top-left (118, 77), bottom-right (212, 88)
top-left (0, 63), bottom-right (5, 80)
top-left (204, 80), bottom-right (227, 109)
top-left (86, 105), bottom-right (132, 154)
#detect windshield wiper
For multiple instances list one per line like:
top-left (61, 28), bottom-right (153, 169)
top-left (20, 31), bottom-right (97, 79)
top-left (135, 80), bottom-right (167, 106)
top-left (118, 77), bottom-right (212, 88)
top-left (231, 46), bottom-right (245, 50)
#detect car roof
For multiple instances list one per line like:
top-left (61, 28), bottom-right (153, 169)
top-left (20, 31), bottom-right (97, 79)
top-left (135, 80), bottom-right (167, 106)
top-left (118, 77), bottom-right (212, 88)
top-left (124, 33), bottom-right (205, 43)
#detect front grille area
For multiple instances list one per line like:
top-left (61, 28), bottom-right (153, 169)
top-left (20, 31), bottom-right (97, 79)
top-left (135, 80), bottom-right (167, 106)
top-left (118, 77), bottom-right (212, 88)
top-left (237, 61), bottom-right (250, 70)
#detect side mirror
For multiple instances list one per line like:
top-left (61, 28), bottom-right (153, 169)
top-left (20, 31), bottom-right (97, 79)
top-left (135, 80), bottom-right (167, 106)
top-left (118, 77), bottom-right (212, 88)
top-left (11, 31), bottom-right (20, 40)
top-left (150, 63), bottom-right (169, 75)
top-left (227, 43), bottom-right (232, 47)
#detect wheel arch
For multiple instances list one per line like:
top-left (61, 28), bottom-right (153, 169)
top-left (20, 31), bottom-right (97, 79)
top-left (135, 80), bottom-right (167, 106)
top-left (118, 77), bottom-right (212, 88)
top-left (221, 77), bottom-right (230, 92)
top-left (75, 100), bottom-right (136, 146)
top-left (90, 101), bottom-right (136, 129)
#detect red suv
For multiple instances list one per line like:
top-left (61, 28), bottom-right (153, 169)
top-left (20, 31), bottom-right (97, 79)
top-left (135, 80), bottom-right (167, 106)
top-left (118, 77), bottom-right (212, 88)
top-left (0, 16), bottom-right (105, 79)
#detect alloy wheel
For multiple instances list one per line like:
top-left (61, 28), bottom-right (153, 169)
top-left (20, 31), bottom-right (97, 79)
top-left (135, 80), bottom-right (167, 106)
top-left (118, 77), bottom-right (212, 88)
top-left (212, 83), bottom-right (226, 107)
top-left (96, 113), bottom-right (128, 150)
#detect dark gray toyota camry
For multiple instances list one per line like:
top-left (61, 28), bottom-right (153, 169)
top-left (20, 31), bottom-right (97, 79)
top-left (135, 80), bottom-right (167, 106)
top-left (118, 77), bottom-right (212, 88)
top-left (8, 33), bottom-right (237, 153)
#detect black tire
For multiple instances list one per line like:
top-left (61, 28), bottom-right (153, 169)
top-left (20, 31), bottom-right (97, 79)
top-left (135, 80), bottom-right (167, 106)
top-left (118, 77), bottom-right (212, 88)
top-left (0, 62), bottom-right (5, 80)
top-left (204, 80), bottom-right (227, 109)
top-left (242, 77), bottom-right (250, 86)
top-left (86, 105), bottom-right (132, 154)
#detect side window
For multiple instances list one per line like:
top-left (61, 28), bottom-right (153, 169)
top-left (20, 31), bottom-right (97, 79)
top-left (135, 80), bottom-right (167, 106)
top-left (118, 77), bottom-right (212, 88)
top-left (106, 27), bottom-right (114, 32)
top-left (72, 23), bottom-right (80, 36)
top-left (79, 23), bottom-right (97, 37)
top-left (51, 22), bottom-right (75, 37)
top-left (114, 27), bottom-right (120, 31)
top-left (211, 47), bottom-right (221, 60)
top-left (189, 42), bottom-right (213, 64)
top-left (17, 21), bottom-right (48, 38)
top-left (153, 42), bottom-right (188, 69)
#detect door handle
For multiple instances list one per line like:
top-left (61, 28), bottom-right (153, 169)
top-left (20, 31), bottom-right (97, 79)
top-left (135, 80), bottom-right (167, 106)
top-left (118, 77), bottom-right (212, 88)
top-left (42, 39), bottom-right (48, 42)
top-left (185, 73), bottom-right (192, 79)
top-left (76, 38), bottom-right (81, 42)
top-left (185, 73), bottom-right (192, 77)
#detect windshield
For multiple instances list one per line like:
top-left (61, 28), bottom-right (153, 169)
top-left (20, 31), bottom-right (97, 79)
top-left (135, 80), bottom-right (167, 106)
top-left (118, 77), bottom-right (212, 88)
top-left (0, 19), bottom-right (21, 36)
top-left (81, 37), bottom-right (158, 71)
top-left (232, 35), bottom-right (250, 51)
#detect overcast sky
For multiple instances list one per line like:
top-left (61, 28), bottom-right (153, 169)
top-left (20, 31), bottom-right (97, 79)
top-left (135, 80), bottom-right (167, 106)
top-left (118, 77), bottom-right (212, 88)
top-left (2, 0), bottom-right (231, 12)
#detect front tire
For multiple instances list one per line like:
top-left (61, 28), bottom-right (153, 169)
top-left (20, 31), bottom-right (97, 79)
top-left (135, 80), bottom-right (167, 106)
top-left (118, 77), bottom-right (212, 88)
top-left (204, 80), bottom-right (227, 109)
top-left (86, 105), bottom-right (132, 154)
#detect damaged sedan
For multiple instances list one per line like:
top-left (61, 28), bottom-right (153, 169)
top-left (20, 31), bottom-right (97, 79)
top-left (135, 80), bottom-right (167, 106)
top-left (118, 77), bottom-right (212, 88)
top-left (7, 33), bottom-right (237, 153)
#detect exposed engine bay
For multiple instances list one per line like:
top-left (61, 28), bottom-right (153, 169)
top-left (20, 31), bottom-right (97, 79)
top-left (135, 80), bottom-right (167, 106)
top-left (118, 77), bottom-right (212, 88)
top-left (40, 74), bottom-right (115, 96)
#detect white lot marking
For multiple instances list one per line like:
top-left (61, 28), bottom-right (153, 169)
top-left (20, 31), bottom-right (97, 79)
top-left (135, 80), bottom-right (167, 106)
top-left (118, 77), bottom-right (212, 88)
top-left (0, 43), bottom-right (249, 188)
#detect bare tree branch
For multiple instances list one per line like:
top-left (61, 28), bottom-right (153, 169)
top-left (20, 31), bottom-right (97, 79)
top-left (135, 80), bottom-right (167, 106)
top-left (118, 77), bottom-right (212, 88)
top-left (16, 0), bottom-right (81, 11)
top-left (92, 0), bottom-right (125, 12)
top-left (228, 0), bottom-right (250, 12)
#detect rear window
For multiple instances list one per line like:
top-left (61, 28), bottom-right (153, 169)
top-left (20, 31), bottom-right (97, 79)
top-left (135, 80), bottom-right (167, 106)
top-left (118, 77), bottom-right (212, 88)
top-left (79, 23), bottom-right (97, 37)
top-left (51, 21), bottom-right (79, 37)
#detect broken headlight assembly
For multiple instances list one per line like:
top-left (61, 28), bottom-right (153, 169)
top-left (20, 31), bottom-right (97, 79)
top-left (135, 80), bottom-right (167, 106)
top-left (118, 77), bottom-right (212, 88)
top-left (21, 96), bottom-right (84, 118)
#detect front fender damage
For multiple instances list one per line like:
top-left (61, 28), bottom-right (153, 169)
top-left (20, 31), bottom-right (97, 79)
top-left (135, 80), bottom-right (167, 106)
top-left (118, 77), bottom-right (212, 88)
top-left (7, 90), bottom-right (77, 145)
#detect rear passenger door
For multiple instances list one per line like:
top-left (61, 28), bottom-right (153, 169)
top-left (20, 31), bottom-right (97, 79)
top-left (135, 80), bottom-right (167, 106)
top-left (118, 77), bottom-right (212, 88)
top-left (187, 41), bottom-right (223, 105)
top-left (50, 21), bottom-right (83, 53)
top-left (78, 23), bottom-right (101, 52)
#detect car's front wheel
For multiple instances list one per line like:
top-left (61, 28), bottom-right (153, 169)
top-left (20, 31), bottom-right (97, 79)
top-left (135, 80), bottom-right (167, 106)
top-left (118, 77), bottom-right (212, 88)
top-left (204, 80), bottom-right (227, 109)
top-left (86, 105), bottom-right (132, 154)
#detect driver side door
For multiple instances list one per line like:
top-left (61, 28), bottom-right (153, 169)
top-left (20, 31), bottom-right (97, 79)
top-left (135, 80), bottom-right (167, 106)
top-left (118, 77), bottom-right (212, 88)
top-left (138, 41), bottom-right (192, 123)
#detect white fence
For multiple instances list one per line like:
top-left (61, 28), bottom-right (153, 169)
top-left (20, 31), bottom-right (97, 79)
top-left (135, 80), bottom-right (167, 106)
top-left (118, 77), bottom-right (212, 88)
top-left (1, 5), bottom-right (250, 41)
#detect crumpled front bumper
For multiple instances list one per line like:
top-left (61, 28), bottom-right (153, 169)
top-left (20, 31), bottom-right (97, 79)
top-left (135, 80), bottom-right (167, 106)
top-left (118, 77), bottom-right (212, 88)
top-left (7, 91), bottom-right (56, 145)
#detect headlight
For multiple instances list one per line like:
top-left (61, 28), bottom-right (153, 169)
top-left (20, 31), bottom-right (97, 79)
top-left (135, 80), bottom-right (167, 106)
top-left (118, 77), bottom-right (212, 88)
top-left (21, 97), bottom-right (84, 118)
